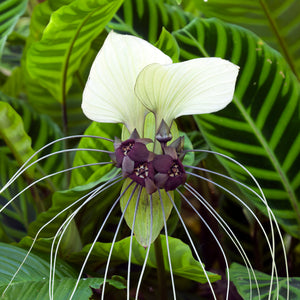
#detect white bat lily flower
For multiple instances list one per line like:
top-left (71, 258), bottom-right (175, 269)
top-left (82, 31), bottom-right (239, 134)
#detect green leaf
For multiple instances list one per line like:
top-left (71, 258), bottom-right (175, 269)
top-left (26, 70), bottom-right (91, 135)
top-left (1, 67), bottom-right (24, 98)
top-left (69, 235), bottom-right (221, 284)
top-left (173, 18), bottom-right (300, 238)
top-left (120, 179), bottom-right (173, 246)
top-left (0, 92), bottom-right (64, 240)
top-left (22, 1), bottom-right (98, 135)
top-left (230, 263), bottom-right (299, 299)
top-left (0, 91), bottom-right (64, 187)
top-left (70, 122), bottom-right (121, 188)
top-left (0, 100), bottom-right (35, 177)
top-left (2, 278), bottom-right (124, 300)
top-left (155, 27), bottom-right (180, 62)
top-left (0, 154), bottom-right (35, 241)
top-left (197, 0), bottom-right (300, 80)
top-left (108, 0), bottom-right (191, 43)
top-left (26, 0), bottom-right (123, 102)
top-left (26, 170), bottom-right (122, 247)
top-left (0, 243), bottom-right (125, 300)
top-left (0, 0), bottom-right (28, 58)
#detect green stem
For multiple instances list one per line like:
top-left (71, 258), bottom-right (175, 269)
top-left (154, 236), bottom-right (167, 300)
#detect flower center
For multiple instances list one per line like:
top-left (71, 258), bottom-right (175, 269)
top-left (168, 162), bottom-right (181, 177)
top-left (134, 162), bottom-right (150, 179)
top-left (122, 142), bottom-right (134, 156)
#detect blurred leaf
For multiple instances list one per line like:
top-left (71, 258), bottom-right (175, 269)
top-left (0, 154), bottom-right (35, 241)
top-left (197, 0), bottom-right (300, 80)
top-left (70, 122), bottom-right (121, 188)
top-left (0, 92), bottom-right (64, 186)
top-left (26, 0), bottom-right (123, 102)
top-left (1, 67), bottom-right (24, 97)
top-left (173, 18), bottom-right (300, 238)
top-left (0, 100), bottom-right (35, 177)
top-left (0, 0), bottom-right (28, 58)
top-left (108, 0), bottom-right (191, 42)
top-left (0, 92), bottom-right (64, 241)
top-left (26, 73), bottom-right (91, 135)
top-left (26, 169), bottom-right (121, 247)
top-left (0, 242), bottom-right (125, 300)
top-left (69, 235), bottom-right (221, 284)
top-left (230, 263), bottom-right (299, 299)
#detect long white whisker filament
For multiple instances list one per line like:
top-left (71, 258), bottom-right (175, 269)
top-left (49, 176), bottom-right (124, 300)
top-left (171, 189), bottom-right (220, 300)
top-left (0, 159), bottom-right (114, 214)
top-left (49, 184), bottom-right (107, 300)
top-left (183, 183), bottom-right (259, 299)
top-left (127, 186), bottom-right (142, 300)
top-left (101, 183), bottom-right (138, 300)
top-left (158, 189), bottom-right (176, 300)
top-left (135, 194), bottom-right (153, 300)
top-left (0, 134), bottom-right (113, 194)
top-left (186, 170), bottom-right (279, 299)
top-left (186, 149), bottom-right (289, 299)
top-left (185, 163), bottom-right (280, 298)
top-left (1, 174), bottom-right (122, 298)
top-left (68, 181), bottom-right (135, 300)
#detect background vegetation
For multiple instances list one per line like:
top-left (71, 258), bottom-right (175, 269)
top-left (0, 0), bottom-right (299, 299)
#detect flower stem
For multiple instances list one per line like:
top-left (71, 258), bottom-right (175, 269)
top-left (154, 236), bottom-right (167, 300)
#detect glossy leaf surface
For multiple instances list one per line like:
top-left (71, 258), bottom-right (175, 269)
top-left (0, 243), bottom-right (125, 300)
top-left (173, 18), bottom-right (300, 238)
top-left (230, 263), bottom-right (299, 299)
top-left (0, 0), bottom-right (28, 57)
top-left (26, 0), bottom-right (123, 102)
top-left (69, 235), bottom-right (221, 284)
top-left (196, 0), bottom-right (300, 79)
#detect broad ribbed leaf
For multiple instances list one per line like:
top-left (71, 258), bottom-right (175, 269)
top-left (69, 235), bottom-right (221, 284)
top-left (26, 74), bottom-right (91, 135)
top-left (108, 0), bottom-right (191, 43)
top-left (230, 263), bottom-right (299, 299)
top-left (23, 1), bottom-right (98, 135)
top-left (0, 154), bottom-right (35, 241)
top-left (70, 122), bottom-right (121, 188)
top-left (26, 170), bottom-right (121, 247)
top-left (154, 27), bottom-right (180, 62)
top-left (0, 93), bottom-right (64, 241)
top-left (173, 18), bottom-right (300, 238)
top-left (0, 101), bottom-right (35, 177)
top-left (0, 92), bottom-right (64, 186)
top-left (2, 278), bottom-right (124, 300)
top-left (120, 179), bottom-right (173, 246)
top-left (26, 0), bottom-right (123, 102)
top-left (0, 243), bottom-right (125, 300)
top-left (0, 0), bottom-right (28, 58)
top-left (197, 0), bottom-right (300, 80)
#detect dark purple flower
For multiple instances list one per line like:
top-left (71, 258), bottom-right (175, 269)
top-left (153, 154), bottom-right (186, 191)
top-left (129, 161), bottom-right (155, 188)
top-left (115, 139), bottom-right (150, 167)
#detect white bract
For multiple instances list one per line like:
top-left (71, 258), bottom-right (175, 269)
top-left (82, 31), bottom-right (239, 134)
